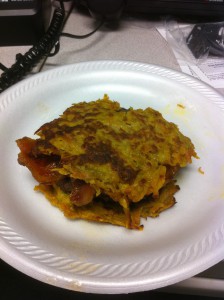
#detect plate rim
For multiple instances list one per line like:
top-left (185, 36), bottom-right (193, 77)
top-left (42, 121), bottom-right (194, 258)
top-left (0, 60), bottom-right (224, 294)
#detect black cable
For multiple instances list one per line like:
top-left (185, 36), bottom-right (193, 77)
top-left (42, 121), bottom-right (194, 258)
top-left (0, 4), bottom-right (65, 93)
top-left (0, 0), bottom-right (105, 93)
top-left (61, 18), bottom-right (104, 39)
top-left (0, 63), bottom-right (8, 72)
top-left (186, 23), bottom-right (224, 59)
top-left (204, 24), bottom-right (224, 57)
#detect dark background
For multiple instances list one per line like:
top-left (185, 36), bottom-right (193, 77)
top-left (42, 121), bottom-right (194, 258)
top-left (1, 259), bottom-right (223, 300)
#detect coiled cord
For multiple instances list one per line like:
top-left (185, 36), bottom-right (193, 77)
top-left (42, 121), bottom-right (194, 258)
top-left (0, 1), bottom-right (105, 94)
top-left (0, 3), bottom-right (65, 93)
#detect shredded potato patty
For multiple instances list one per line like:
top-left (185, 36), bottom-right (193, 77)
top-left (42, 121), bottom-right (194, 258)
top-left (16, 95), bottom-right (197, 230)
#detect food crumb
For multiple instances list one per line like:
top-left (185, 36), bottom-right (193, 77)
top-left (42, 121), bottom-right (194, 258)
top-left (198, 167), bottom-right (205, 174)
top-left (177, 103), bottom-right (185, 109)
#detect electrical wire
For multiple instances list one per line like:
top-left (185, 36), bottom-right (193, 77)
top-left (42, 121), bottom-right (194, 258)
top-left (0, 0), bottom-right (105, 93)
top-left (61, 18), bottom-right (104, 39)
top-left (0, 2), bottom-right (65, 93)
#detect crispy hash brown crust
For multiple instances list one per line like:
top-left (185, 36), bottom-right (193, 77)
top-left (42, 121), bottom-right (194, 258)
top-left (16, 95), bottom-right (197, 230)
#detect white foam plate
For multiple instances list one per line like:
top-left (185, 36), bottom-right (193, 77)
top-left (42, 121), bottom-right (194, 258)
top-left (0, 60), bottom-right (224, 294)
